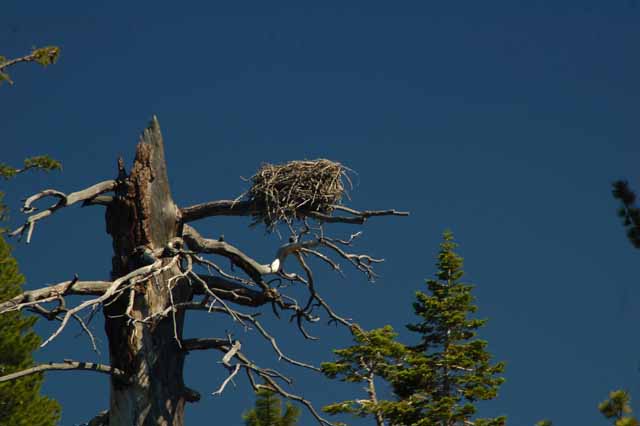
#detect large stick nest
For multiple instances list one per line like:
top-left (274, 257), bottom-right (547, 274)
top-left (244, 159), bottom-right (351, 230)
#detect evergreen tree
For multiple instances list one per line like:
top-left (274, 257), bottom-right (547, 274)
top-left (389, 231), bottom-right (505, 426)
top-left (321, 325), bottom-right (408, 426)
top-left (0, 158), bottom-right (62, 425)
top-left (537, 390), bottom-right (640, 426)
top-left (599, 390), bottom-right (639, 426)
top-left (322, 231), bottom-right (505, 426)
top-left (242, 388), bottom-right (301, 426)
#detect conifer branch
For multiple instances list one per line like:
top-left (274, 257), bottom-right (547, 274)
top-left (0, 46), bottom-right (60, 86)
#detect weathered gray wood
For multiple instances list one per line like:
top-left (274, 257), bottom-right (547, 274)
top-left (105, 117), bottom-right (192, 426)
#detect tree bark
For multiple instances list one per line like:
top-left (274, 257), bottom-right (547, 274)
top-left (104, 117), bottom-right (190, 426)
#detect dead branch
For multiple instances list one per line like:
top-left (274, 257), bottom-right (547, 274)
top-left (183, 339), bottom-right (334, 425)
top-left (82, 195), bottom-right (114, 207)
top-left (40, 257), bottom-right (177, 347)
top-left (26, 301), bottom-right (100, 354)
top-left (294, 253), bottom-right (352, 328)
top-left (183, 224), bottom-right (270, 283)
top-left (191, 274), bottom-right (272, 307)
top-left (221, 340), bottom-right (242, 366)
top-left (183, 224), bottom-right (323, 282)
top-left (309, 205), bottom-right (409, 224)
top-left (180, 302), bottom-right (318, 371)
top-left (321, 238), bottom-right (383, 281)
top-left (213, 364), bottom-right (241, 395)
top-left (10, 180), bottom-right (117, 243)
top-left (0, 360), bottom-right (127, 383)
top-left (182, 337), bottom-right (227, 351)
top-left (191, 254), bottom-right (255, 287)
top-left (184, 224), bottom-right (319, 282)
top-left (187, 272), bottom-right (247, 326)
top-left (0, 279), bottom-right (111, 314)
top-left (180, 199), bottom-right (408, 226)
top-left (181, 200), bottom-right (257, 222)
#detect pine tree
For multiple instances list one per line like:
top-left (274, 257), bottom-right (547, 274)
top-left (599, 390), bottom-right (639, 426)
top-left (0, 231), bottom-right (61, 425)
top-left (388, 231), bottom-right (506, 426)
top-left (0, 158), bottom-right (62, 425)
top-left (322, 231), bottom-right (505, 426)
top-left (538, 390), bottom-right (640, 426)
top-left (321, 325), bottom-right (408, 426)
top-left (242, 388), bottom-right (301, 426)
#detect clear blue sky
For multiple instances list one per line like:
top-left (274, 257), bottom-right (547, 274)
top-left (2, 1), bottom-right (639, 425)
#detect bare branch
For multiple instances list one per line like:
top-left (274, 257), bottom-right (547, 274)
top-left (0, 360), bottom-right (127, 383)
top-left (191, 274), bottom-right (272, 307)
top-left (181, 200), bottom-right (258, 222)
top-left (308, 206), bottom-right (409, 224)
top-left (183, 223), bottom-right (321, 282)
top-left (10, 180), bottom-right (117, 243)
top-left (188, 272), bottom-right (247, 326)
top-left (25, 300), bottom-right (100, 354)
top-left (221, 340), bottom-right (242, 366)
top-left (295, 253), bottom-right (352, 328)
top-left (72, 313), bottom-right (100, 354)
top-left (213, 364), bottom-right (241, 395)
top-left (0, 279), bottom-right (111, 314)
top-left (321, 238), bottom-right (383, 282)
top-left (191, 254), bottom-right (255, 287)
top-left (183, 339), bottom-right (333, 425)
top-left (182, 337), bottom-right (227, 351)
top-left (162, 302), bottom-right (319, 371)
top-left (41, 257), bottom-right (177, 347)
top-left (180, 199), bottom-right (408, 227)
top-left (82, 195), bottom-right (114, 207)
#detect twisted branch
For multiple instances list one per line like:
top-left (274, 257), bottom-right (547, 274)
top-left (182, 338), bottom-right (335, 426)
top-left (10, 180), bottom-right (117, 243)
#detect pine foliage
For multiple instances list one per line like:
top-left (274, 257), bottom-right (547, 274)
top-left (612, 180), bottom-right (640, 248)
top-left (599, 390), bottom-right (639, 426)
top-left (0, 233), bottom-right (60, 425)
top-left (388, 231), bottom-right (506, 426)
top-left (0, 155), bottom-right (62, 180)
top-left (321, 325), bottom-right (407, 424)
top-left (0, 46), bottom-right (60, 86)
top-left (242, 389), bottom-right (300, 426)
top-left (0, 162), bottom-right (61, 425)
top-left (322, 231), bottom-right (505, 426)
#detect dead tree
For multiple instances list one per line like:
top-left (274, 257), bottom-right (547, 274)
top-left (0, 117), bottom-right (407, 426)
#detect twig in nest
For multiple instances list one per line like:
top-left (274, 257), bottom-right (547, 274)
top-left (244, 159), bottom-right (350, 230)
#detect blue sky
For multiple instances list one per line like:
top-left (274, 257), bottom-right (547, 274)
top-left (1, 1), bottom-right (639, 425)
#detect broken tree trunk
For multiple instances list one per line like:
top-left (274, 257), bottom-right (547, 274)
top-left (104, 117), bottom-right (191, 426)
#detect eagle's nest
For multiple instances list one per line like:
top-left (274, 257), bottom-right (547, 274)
top-left (244, 159), bottom-right (351, 230)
